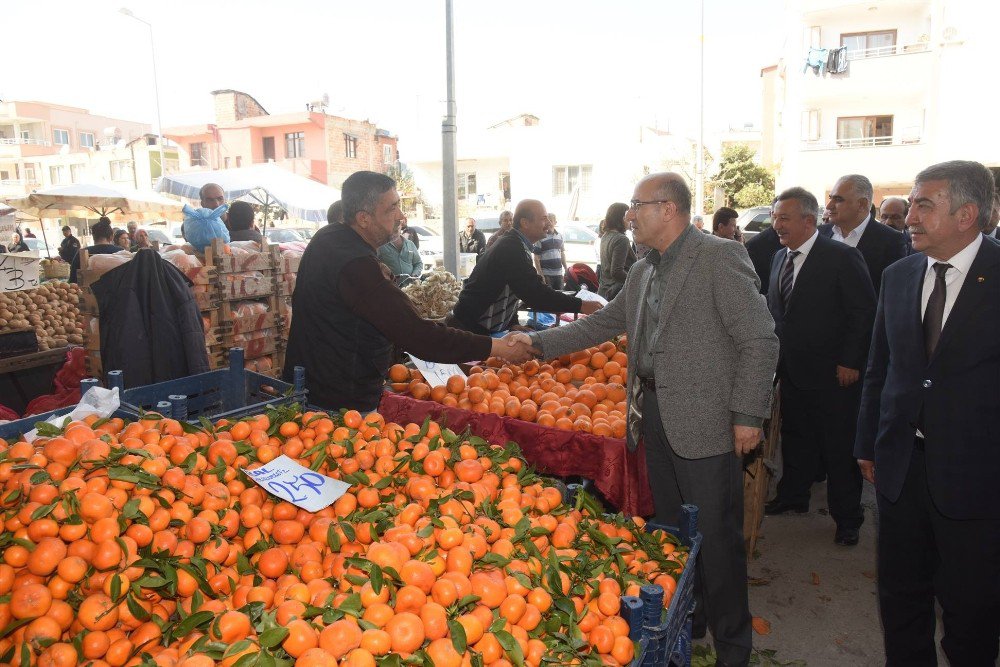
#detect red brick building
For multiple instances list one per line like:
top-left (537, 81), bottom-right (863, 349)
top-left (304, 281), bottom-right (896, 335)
top-left (164, 90), bottom-right (398, 189)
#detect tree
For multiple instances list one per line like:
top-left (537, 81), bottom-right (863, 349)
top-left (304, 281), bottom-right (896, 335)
top-left (387, 163), bottom-right (433, 216)
top-left (711, 145), bottom-right (775, 209)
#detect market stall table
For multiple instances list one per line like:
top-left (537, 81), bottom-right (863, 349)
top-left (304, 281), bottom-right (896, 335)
top-left (0, 346), bottom-right (72, 415)
top-left (379, 390), bottom-right (654, 516)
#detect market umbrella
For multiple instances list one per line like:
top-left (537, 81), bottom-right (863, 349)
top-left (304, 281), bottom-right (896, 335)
top-left (3, 184), bottom-right (184, 222)
top-left (4, 185), bottom-right (184, 257)
top-left (155, 163), bottom-right (341, 235)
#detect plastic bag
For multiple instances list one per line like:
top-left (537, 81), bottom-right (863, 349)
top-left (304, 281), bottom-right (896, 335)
top-left (24, 386), bottom-right (120, 443)
top-left (182, 203), bottom-right (230, 253)
top-left (88, 251), bottom-right (133, 278)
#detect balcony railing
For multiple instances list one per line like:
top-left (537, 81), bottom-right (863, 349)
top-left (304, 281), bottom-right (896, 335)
top-left (801, 134), bottom-right (922, 151)
top-left (0, 137), bottom-right (51, 147)
top-left (846, 42), bottom-right (930, 60)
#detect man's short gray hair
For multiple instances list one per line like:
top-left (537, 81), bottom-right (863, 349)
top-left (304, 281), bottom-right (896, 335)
top-left (776, 187), bottom-right (820, 219)
top-left (342, 171), bottom-right (396, 226)
top-left (837, 174), bottom-right (874, 204)
top-left (915, 160), bottom-right (996, 231)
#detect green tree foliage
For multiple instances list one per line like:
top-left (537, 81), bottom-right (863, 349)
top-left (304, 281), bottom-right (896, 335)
top-left (713, 145), bottom-right (775, 208)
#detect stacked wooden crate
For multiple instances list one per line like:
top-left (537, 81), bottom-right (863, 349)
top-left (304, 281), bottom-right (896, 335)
top-left (204, 239), bottom-right (287, 377)
top-left (274, 245), bottom-right (299, 334)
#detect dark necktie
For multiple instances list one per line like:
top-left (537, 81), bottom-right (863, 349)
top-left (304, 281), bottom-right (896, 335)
top-left (779, 250), bottom-right (801, 307)
top-left (923, 262), bottom-right (952, 358)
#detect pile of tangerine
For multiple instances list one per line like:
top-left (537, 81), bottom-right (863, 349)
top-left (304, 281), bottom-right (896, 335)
top-left (0, 402), bottom-right (684, 667)
top-left (391, 339), bottom-right (629, 437)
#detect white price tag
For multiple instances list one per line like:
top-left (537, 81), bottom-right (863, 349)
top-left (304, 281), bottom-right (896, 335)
top-left (243, 455), bottom-right (351, 512)
top-left (408, 355), bottom-right (465, 388)
top-left (0, 253), bottom-right (40, 293)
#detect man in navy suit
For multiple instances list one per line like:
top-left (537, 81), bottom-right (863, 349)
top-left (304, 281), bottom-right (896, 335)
top-left (820, 174), bottom-right (906, 294)
top-left (764, 187), bottom-right (876, 546)
top-left (856, 160), bottom-right (1000, 665)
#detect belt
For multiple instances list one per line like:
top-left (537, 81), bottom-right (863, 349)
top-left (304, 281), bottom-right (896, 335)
top-left (638, 376), bottom-right (656, 392)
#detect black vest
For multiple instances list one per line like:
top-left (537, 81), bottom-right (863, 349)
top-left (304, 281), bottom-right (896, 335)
top-left (283, 223), bottom-right (393, 411)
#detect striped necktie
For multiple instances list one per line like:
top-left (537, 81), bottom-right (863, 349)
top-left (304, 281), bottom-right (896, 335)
top-left (779, 250), bottom-right (801, 307)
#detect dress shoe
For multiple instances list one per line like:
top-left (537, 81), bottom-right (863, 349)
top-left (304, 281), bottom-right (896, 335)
top-left (764, 499), bottom-right (809, 515)
top-left (834, 526), bottom-right (860, 546)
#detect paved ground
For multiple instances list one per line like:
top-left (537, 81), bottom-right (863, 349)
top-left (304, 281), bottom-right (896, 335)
top-left (694, 481), bottom-right (948, 666)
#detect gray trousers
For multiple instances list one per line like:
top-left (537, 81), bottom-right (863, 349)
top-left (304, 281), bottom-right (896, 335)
top-left (642, 390), bottom-right (752, 666)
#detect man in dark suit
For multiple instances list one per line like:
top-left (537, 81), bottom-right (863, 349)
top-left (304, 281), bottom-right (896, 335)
top-left (764, 187), bottom-right (876, 546)
top-left (745, 223), bottom-right (782, 295)
top-left (879, 197), bottom-right (913, 255)
top-left (820, 174), bottom-right (906, 293)
top-left (985, 190), bottom-right (1000, 243)
top-left (855, 160), bottom-right (1000, 665)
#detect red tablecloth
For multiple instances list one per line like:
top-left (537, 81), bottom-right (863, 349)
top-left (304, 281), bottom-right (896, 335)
top-left (378, 392), bottom-right (654, 517)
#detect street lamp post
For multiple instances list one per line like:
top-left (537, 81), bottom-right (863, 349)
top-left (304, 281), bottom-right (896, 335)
top-left (119, 7), bottom-right (165, 187)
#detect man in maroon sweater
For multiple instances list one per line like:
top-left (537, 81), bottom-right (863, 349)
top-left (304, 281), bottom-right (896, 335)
top-left (283, 171), bottom-right (533, 412)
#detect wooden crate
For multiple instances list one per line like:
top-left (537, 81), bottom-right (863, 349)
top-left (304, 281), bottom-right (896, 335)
top-left (744, 384), bottom-right (781, 558)
top-left (205, 238), bottom-right (279, 274)
top-left (213, 295), bottom-right (284, 334)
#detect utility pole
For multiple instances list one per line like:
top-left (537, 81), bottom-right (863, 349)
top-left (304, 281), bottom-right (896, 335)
top-left (695, 0), bottom-right (705, 216)
top-left (441, 0), bottom-right (459, 275)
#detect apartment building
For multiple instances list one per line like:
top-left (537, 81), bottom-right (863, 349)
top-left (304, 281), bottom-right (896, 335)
top-left (0, 100), bottom-right (176, 198)
top-left (762, 0), bottom-right (999, 203)
top-left (761, 0), bottom-right (1000, 205)
top-left (164, 90), bottom-right (398, 190)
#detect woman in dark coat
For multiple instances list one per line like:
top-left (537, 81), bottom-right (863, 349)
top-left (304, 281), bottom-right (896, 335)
top-left (597, 203), bottom-right (636, 300)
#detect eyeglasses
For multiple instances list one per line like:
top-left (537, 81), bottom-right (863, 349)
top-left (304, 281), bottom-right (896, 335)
top-left (629, 199), bottom-right (671, 211)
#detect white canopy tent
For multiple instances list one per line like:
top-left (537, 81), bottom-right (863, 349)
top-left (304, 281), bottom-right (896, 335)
top-left (156, 164), bottom-right (341, 234)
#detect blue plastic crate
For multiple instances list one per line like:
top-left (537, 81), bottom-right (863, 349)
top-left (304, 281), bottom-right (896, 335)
top-left (113, 348), bottom-right (307, 422)
top-left (625, 505), bottom-right (701, 667)
top-left (0, 379), bottom-right (131, 441)
top-left (562, 482), bottom-right (699, 667)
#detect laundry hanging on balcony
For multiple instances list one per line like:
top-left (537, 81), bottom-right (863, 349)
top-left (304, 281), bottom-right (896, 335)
top-left (804, 47), bottom-right (829, 75)
top-left (827, 47), bottom-right (848, 74)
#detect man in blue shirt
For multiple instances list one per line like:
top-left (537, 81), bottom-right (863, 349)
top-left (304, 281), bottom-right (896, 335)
top-left (533, 213), bottom-right (567, 290)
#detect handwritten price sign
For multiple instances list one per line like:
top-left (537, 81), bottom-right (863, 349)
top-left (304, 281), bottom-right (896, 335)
top-left (0, 253), bottom-right (40, 293)
top-left (243, 455), bottom-right (351, 512)
top-left (408, 354), bottom-right (465, 388)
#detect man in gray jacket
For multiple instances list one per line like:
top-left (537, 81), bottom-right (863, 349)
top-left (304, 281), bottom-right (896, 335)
top-left (510, 173), bottom-right (778, 666)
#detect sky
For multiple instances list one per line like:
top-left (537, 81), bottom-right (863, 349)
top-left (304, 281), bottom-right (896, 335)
top-left (2, 0), bottom-right (787, 159)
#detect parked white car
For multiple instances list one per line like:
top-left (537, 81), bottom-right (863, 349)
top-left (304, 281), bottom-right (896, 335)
top-left (557, 223), bottom-right (599, 268)
top-left (407, 225), bottom-right (444, 272)
top-left (736, 206), bottom-right (772, 241)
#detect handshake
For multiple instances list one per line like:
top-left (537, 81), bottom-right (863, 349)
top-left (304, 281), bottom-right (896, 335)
top-left (489, 332), bottom-right (540, 364)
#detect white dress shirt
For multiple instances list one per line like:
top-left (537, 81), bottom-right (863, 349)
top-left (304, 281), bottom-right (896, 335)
top-left (831, 215), bottom-right (870, 248)
top-left (784, 229), bottom-right (819, 286)
top-left (921, 234), bottom-right (983, 326)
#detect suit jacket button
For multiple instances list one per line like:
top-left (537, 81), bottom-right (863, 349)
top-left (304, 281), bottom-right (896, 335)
top-left (922, 379), bottom-right (932, 388)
